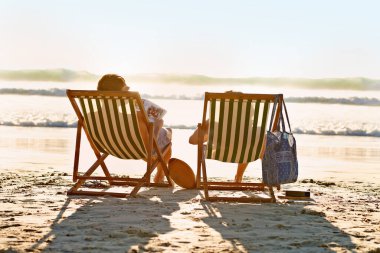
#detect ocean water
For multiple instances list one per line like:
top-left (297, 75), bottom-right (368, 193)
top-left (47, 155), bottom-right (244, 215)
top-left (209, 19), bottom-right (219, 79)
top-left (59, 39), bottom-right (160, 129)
top-left (1, 81), bottom-right (380, 137)
top-left (0, 80), bottom-right (379, 184)
top-left (1, 126), bottom-right (379, 184)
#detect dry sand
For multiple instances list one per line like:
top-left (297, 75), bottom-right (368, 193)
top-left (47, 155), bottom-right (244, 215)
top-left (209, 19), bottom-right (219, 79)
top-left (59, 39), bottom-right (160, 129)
top-left (0, 168), bottom-right (379, 253)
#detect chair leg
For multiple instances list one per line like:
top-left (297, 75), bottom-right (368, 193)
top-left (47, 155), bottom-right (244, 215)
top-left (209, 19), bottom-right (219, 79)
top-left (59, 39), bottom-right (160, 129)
top-left (196, 123), bottom-right (203, 188)
top-left (156, 144), bottom-right (173, 186)
top-left (68, 153), bottom-right (109, 194)
top-left (74, 129), bottom-right (113, 186)
top-left (196, 149), bottom-right (202, 188)
top-left (93, 151), bottom-right (113, 185)
top-left (201, 158), bottom-right (209, 200)
top-left (160, 162), bottom-right (173, 187)
top-left (130, 163), bottom-right (156, 196)
top-left (130, 153), bottom-right (173, 197)
top-left (72, 122), bottom-right (82, 182)
top-left (99, 161), bottom-right (112, 183)
top-left (199, 160), bottom-right (276, 203)
top-left (269, 186), bottom-right (276, 203)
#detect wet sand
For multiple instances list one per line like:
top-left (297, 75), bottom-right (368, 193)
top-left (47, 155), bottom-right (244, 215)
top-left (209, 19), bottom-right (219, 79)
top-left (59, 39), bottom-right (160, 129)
top-left (1, 126), bottom-right (380, 252)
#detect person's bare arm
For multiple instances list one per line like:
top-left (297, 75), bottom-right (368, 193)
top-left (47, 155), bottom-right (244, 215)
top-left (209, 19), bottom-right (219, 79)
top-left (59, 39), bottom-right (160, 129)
top-left (153, 118), bottom-right (163, 137)
top-left (136, 111), bottom-right (149, 149)
top-left (189, 120), bottom-right (209, 145)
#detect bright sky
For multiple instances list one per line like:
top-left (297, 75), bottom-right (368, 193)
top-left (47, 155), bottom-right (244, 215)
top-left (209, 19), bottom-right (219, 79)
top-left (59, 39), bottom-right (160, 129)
top-left (0, 0), bottom-right (380, 78)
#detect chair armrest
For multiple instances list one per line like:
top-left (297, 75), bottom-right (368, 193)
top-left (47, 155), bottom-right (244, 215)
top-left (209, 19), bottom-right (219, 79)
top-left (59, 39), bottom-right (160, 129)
top-left (197, 123), bottom-right (207, 145)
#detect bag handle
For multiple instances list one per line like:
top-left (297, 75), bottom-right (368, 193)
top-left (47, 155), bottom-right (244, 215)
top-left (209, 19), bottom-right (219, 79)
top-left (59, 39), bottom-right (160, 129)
top-left (268, 95), bottom-right (279, 132)
top-left (279, 109), bottom-right (286, 132)
top-left (281, 100), bottom-right (292, 133)
top-left (268, 96), bottom-right (292, 133)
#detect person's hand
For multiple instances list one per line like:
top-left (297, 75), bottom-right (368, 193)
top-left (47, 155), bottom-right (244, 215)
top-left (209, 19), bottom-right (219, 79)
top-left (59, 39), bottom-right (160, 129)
top-left (147, 107), bottom-right (160, 118)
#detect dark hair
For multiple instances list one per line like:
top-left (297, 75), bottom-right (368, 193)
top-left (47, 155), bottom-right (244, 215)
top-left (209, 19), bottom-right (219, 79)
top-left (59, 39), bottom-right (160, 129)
top-left (97, 74), bottom-right (129, 91)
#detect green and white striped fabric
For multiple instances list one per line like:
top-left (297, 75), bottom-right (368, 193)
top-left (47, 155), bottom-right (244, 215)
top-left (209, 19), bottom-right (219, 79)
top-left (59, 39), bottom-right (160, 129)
top-left (206, 98), bottom-right (270, 163)
top-left (78, 96), bottom-right (147, 160)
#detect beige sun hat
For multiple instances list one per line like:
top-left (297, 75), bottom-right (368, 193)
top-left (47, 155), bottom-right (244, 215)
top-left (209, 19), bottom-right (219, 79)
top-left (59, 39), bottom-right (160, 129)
top-left (168, 158), bottom-right (196, 189)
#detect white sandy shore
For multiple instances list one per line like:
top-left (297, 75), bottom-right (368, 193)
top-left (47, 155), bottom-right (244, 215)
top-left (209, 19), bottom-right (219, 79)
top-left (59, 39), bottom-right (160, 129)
top-left (1, 126), bottom-right (380, 252)
top-left (1, 126), bottom-right (380, 184)
top-left (1, 168), bottom-right (379, 253)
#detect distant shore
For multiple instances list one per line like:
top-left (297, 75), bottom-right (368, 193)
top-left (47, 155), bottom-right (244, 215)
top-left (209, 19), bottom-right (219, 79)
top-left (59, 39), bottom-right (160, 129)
top-left (1, 68), bottom-right (380, 90)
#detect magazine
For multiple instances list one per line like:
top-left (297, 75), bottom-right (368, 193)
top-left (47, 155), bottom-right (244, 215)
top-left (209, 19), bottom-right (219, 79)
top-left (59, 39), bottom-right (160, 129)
top-left (142, 99), bottom-right (167, 122)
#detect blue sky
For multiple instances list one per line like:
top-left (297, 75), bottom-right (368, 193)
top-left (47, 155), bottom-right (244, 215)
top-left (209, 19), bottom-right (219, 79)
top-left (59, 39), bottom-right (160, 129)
top-left (1, 0), bottom-right (380, 78)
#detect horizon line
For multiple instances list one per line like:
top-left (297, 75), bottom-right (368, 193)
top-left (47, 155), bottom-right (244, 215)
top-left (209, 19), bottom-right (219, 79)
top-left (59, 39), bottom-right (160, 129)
top-left (1, 68), bottom-right (380, 80)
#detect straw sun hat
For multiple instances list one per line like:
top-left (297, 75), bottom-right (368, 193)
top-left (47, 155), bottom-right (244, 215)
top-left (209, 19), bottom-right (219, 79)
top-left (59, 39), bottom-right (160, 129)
top-left (168, 158), bottom-right (196, 189)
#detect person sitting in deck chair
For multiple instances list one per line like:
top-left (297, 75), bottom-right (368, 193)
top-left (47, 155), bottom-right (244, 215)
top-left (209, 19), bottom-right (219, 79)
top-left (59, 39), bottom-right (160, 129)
top-left (97, 74), bottom-right (172, 183)
top-left (189, 119), bottom-right (266, 183)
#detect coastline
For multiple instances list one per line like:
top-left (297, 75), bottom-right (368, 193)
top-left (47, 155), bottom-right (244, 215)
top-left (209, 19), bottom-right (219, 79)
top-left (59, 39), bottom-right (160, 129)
top-left (1, 125), bottom-right (379, 252)
top-left (1, 125), bottom-right (380, 184)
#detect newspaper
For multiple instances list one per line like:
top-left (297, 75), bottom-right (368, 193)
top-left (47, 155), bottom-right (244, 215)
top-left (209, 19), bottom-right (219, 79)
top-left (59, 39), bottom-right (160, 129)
top-left (142, 99), bottom-right (167, 122)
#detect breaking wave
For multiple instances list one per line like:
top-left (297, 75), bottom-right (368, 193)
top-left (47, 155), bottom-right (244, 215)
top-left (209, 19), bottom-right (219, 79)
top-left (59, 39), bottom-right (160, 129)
top-left (292, 128), bottom-right (380, 138)
top-left (1, 120), bottom-right (379, 137)
top-left (286, 96), bottom-right (380, 106)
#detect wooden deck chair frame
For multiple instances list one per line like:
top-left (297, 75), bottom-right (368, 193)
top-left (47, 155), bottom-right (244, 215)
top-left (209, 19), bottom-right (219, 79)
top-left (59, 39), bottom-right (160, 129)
top-left (66, 90), bottom-right (172, 198)
top-left (196, 92), bottom-right (283, 203)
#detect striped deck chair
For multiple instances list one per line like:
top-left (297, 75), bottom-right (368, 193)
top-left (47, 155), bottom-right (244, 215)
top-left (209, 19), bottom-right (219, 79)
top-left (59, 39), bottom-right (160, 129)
top-left (196, 92), bottom-right (282, 203)
top-left (66, 90), bottom-right (172, 198)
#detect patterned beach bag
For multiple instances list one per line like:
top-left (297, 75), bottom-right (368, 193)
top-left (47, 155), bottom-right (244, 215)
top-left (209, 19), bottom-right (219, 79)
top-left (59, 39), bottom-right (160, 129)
top-left (262, 97), bottom-right (298, 186)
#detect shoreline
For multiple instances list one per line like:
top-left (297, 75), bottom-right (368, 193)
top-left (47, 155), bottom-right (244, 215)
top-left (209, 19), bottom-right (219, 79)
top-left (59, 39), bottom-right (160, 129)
top-left (1, 125), bottom-right (379, 251)
top-left (1, 125), bottom-right (380, 184)
top-left (1, 168), bottom-right (379, 252)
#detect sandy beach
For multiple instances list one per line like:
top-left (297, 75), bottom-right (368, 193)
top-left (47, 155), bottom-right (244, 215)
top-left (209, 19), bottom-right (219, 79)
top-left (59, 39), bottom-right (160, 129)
top-left (1, 166), bottom-right (379, 253)
top-left (2, 0), bottom-right (380, 251)
top-left (0, 126), bottom-right (380, 252)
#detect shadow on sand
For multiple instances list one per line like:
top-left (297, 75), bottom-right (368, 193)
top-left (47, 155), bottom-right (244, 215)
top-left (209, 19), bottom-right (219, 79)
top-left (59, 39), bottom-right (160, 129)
top-left (199, 198), bottom-right (357, 252)
top-left (28, 188), bottom-right (197, 252)
top-left (27, 187), bottom-right (357, 252)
